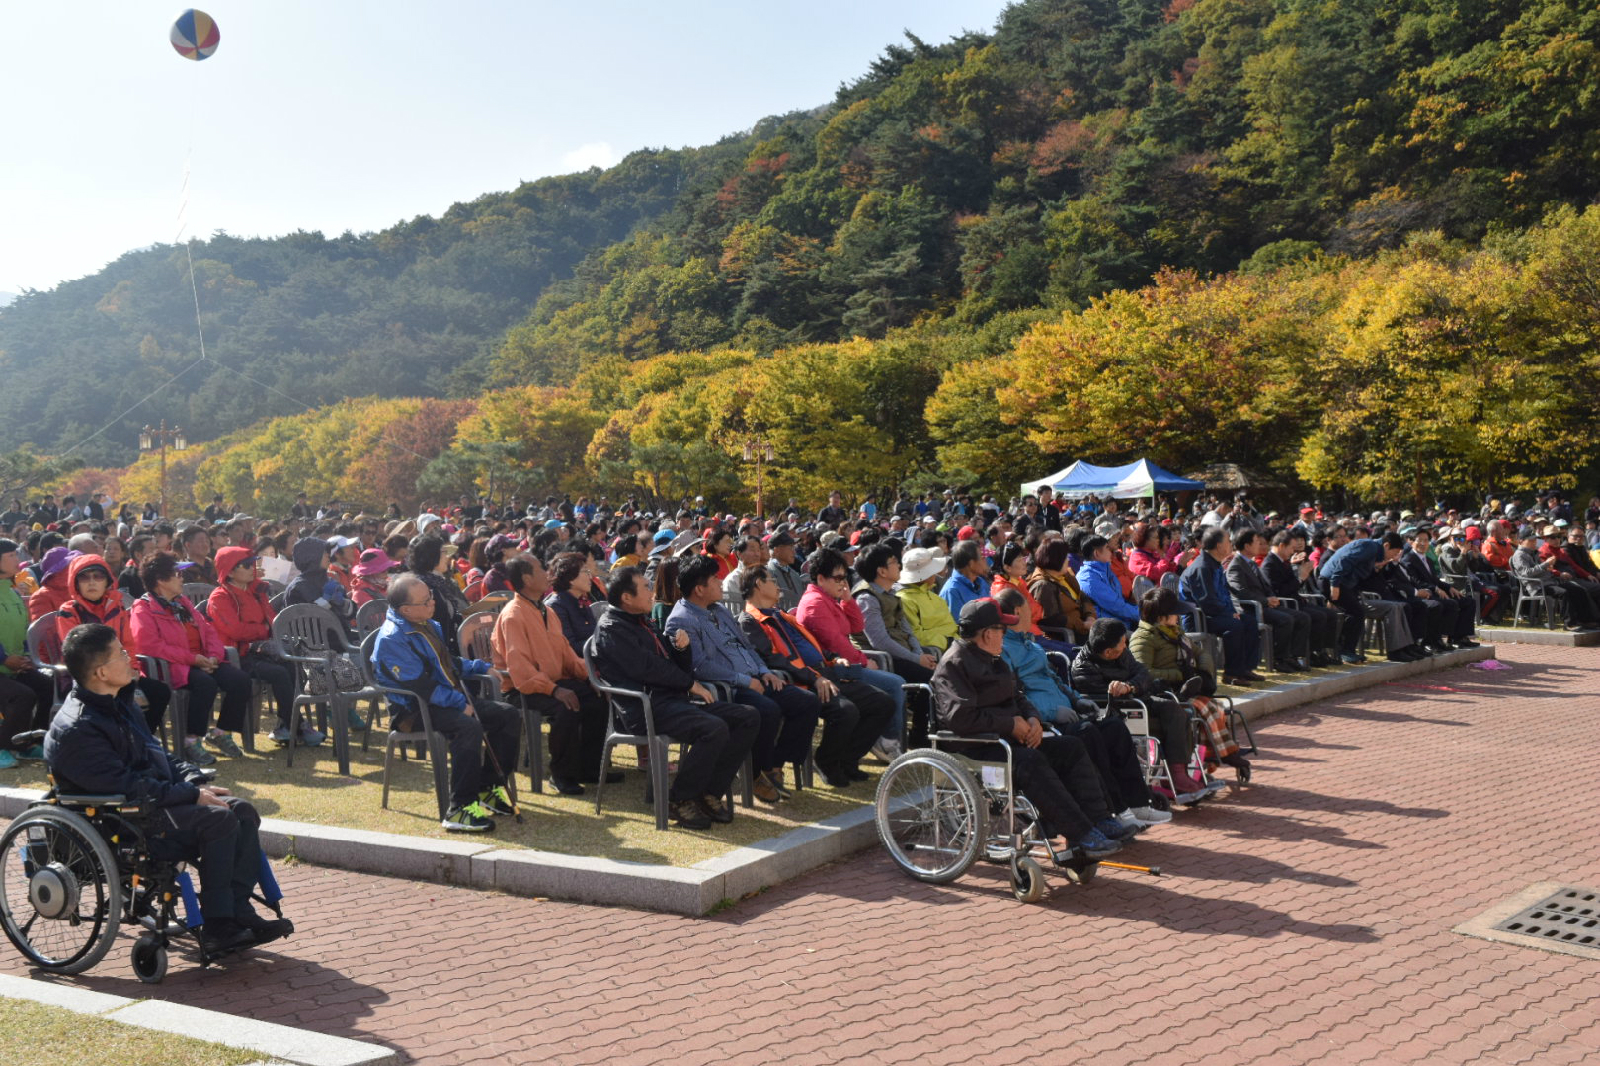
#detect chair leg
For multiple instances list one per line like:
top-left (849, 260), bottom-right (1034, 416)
top-left (381, 737), bottom-right (396, 809)
top-left (652, 739), bottom-right (670, 831)
top-left (739, 753), bottom-right (754, 809)
top-left (429, 733), bottom-right (450, 820)
top-left (593, 741), bottom-right (613, 816)
top-left (330, 695), bottom-right (352, 776)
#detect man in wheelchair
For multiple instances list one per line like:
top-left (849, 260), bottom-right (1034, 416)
top-left (42, 622), bottom-right (291, 955)
top-left (931, 599), bottom-right (1132, 862)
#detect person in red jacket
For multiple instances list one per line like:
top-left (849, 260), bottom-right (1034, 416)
top-left (27, 546), bottom-right (75, 621)
top-left (794, 547), bottom-right (906, 762)
top-left (208, 546), bottom-right (323, 748)
top-left (130, 551), bottom-right (253, 766)
top-left (55, 553), bottom-right (171, 735)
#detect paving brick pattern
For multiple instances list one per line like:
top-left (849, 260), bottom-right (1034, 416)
top-left (6, 644), bottom-right (1599, 1065)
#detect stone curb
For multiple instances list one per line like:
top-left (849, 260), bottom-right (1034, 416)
top-left (0, 644), bottom-right (1492, 917)
top-left (0, 972), bottom-right (396, 1065)
top-left (1477, 625), bottom-right (1600, 647)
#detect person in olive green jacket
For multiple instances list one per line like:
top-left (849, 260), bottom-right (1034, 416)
top-left (1128, 586), bottom-right (1249, 780)
top-left (896, 548), bottom-right (958, 653)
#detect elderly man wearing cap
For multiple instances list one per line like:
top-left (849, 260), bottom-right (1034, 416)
top-left (1513, 527), bottom-right (1600, 630)
top-left (933, 599), bottom-right (1127, 861)
top-left (765, 531), bottom-right (807, 612)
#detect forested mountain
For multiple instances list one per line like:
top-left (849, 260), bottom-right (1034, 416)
top-left (5, 0), bottom-right (1598, 476)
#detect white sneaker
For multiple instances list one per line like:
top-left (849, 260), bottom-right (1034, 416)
top-left (1129, 805), bottom-right (1173, 825)
top-left (1116, 809), bottom-right (1141, 828)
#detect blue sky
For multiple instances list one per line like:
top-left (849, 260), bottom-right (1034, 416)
top-left (0, 1), bottom-right (1013, 294)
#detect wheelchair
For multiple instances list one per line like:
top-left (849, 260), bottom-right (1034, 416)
top-left (874, 731), bottom-right (1161, 904)
top-left (0, 750), bottom-right (287, 983)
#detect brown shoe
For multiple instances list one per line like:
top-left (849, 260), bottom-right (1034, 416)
top-left (698, 794), bottom-right (734, 824)
top-left (752, 775), bottom-right (782, 803)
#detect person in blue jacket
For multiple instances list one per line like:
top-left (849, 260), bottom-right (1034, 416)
top-left (994, 588), bottom-right (1170, 828)
top-left (372, 574), bottom-right (522, 833)
top-left (939, 540), bottom-right (989, 620)
top-left (1179, 528), bottom-right (1263, 683)
top-left (1076, 536), bottom-right (1139, 627)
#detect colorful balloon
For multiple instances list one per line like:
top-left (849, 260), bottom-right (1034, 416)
top-left (170, 9), bottom-right (220, 61)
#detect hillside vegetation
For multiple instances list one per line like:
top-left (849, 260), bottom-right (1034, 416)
top-left (12, 0), bottom-right (1600, 508)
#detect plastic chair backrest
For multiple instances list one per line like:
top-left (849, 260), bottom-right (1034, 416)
top-left (182, 582), bottom-right (216, 604)
top-left (1131, 575), bottom-right (1157, 601)
top-left (1159, 572), bottom-right (1181, 593)
top-left (26, 616), bottom-right (64, 664)
top-left (459, 612), bottom-right (495, 663)
top-left (269, 591), bottom-right (289, 612)
top-left (263, 579), bottom-right (286, 597)
top-left (271, 602), bottom-right (344, 652)
top-left (461, 591), bottom-right (511, 619)
top-left (356, 599), bottom-right (388, 635)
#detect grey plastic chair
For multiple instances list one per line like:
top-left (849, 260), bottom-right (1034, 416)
top-left (24, 616), bottom-right (71, 721)
top-left (583, 638), bottom-right (739, 831)
top-left (358, 629), bottom-right (450, 819)
top-left (456, 612), bottom-right (543, 793)
top-left (182, 582), bottom-right (217, 604)
top-left (355, 598), bottom-right (388, 636)
top-left (1513, 579), bottom-right (1558, 629)
top-left (271, 602), bottom-right (357, 774)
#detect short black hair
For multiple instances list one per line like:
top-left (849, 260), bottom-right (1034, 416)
top-left (949, 540), bottom-right (982, 572)
top-left (856, 544), bottom-right (898, 585)
top-left (1201, 527), bottom-right (1229, 553)
top-left (1380, 531), bottom-right (1406, 550)
top-left (140, 550), bottom-right (181, 592)
top-left (1086, 617), bottom-right (1127, 655)
top-left (677, 554), bottom-right (721, 598)
top-left (62, 622), bottom-right (118, 685)
top-left (807, 547), bottom-right (849, 583)
top-left (739, 565), bottom-right (771, 601)
top-left (506, 555), bottom-right (541, 592)
top-left (407, 535), bottom-right (443, 574)
top-left (1081, 535), bottom-right (1108, 558)
top-left (606, 566), bottom-right (643, 607)
top-left (992, 587), bottom-right (1026, 615)
top-left (1140, 586), bottom-right (1179, 623)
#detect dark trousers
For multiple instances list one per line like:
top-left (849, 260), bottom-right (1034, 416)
top-left (1002, 734), bottom-right (1109, 843)
top-left (1260, 605), bottom-right (1310, 664)
top-left (0, 671), bottom-right (54, 749)
top-left (240, 653), bottom-right (294, 727)
top-left (420, 698), bottom-right (523, 809)
top-left (1114, 695), bottom-right (1194, 764)
top-left (519, 679), bottom-right (606, 783)
top-left (1205, 613), bottom-right (1260, 675)
top-left (889, 658), bottom-right (935, 746)
top-left (1327, 585), bottom-right (1365, 655)
top-left (732, 683), bottom-right (818, 773)
top-left (652, 698), bottom-right (759, 802)
top-left (816, 679), bottom-right (896, 772)
top-left (181, 663), bottom-right (253, 736)
top-left (148, 796), bottom-right (262, 922)
top-left (1299, 602), bottom-right (1343, 657)
top-left (1060, 716), bottom-right (1150, 812)
top-left (1548, 581), bottom-right (1600, 625)
top-left (136, 677), bottom-right (171, 735)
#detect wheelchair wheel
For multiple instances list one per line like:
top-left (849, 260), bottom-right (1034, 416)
top-left (1011, 857), bottom-right (1046, 903)
top-left (875, 749), bottom-right (986, 884)
top-left (132, 933), bottom-right (168, 984)
top-left (0, 807), bottom-right (122, 974)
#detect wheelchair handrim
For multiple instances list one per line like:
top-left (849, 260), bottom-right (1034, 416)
top-left (0, 808), bottom-right (122, 973)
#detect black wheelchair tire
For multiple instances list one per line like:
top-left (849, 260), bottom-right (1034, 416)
top-left (0, 806), bottom-right (123, 974)
top-left (132, 933), bottom-right (168, 984)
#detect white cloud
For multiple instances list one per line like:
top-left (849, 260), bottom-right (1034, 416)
top-left (559, 142), bottom-right (620, 172)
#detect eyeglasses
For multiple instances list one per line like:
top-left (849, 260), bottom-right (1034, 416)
top-left (404, 593), bottom-right (434, 607)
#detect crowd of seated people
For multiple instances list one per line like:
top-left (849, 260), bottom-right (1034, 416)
top-left (10, 482), bottom-right (1589, 848)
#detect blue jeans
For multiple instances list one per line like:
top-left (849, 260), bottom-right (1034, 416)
top-left (857, 667), bottom-right (906, 741)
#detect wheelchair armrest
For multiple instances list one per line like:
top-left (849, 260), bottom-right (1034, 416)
top-left (54, 793), bottom-right (129, 807)
top-left (935, 730), bottom-right (998, 741)
top-left (11, 729), bottom-right (45, 748)
top-left (1278, 597), bottom-right (1299, 610)
top-left (1237, 600), bottom-right (1264, 623)
top-left (861, 649), bottom-right (892, 671)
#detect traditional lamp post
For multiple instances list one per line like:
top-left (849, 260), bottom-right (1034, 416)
top-left (139, 421), bottom-right (188, 518)
top-left (742, 436), bottom-right (775, 518)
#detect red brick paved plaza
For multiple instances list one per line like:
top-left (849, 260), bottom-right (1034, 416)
top-left (6, 643), bottom-right (1599, 1064)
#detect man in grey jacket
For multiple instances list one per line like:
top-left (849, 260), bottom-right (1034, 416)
top-left (665, 555), bottom-right (818, 801)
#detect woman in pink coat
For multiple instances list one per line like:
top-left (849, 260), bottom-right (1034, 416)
top-left (129, 550), bottom-right (254, 766)
top-left (792, 546), bottom-right (907, 761)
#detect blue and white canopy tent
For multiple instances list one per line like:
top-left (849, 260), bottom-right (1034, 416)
top-left (1021, 459), bottom-right (1204, 500)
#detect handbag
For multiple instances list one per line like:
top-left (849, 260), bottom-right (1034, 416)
top-left (287, 639), bottom-right (364, 695)
top-left (250, 638), bottom-right (289, 663)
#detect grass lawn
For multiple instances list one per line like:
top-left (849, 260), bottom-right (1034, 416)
top-left (1, 718), bottom-right (884, 868)
top-left (0, 996), bottom-right (259, 1066)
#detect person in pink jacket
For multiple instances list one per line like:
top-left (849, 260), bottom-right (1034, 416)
top-left (129, 551), bottom-right (253, 766)
top-left (793, 546), bottom-right (907, 762)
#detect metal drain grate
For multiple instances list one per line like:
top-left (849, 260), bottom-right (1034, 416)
top-left (1493, 887), bottom-right (1600, 947)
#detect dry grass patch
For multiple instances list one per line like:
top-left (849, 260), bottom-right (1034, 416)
top-left (0, 997), bottom-right (259, 1066)
top-left (3, 723), bottom-right (883, 868)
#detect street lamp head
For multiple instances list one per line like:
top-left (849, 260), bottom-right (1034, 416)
top-left (174, 428), bottom-right (188, 451)
top-left (139, 427), bottom-right (153, 451)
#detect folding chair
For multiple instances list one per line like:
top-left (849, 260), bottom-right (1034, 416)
top-left (181, 582), bottom-right (216, 604)
top-left (862, 648), bottom-right (934, 757)
top-left (1235, 600), bottom-right (1275, 673)
top-left (1513, 579), bottom-right (1558, 629)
